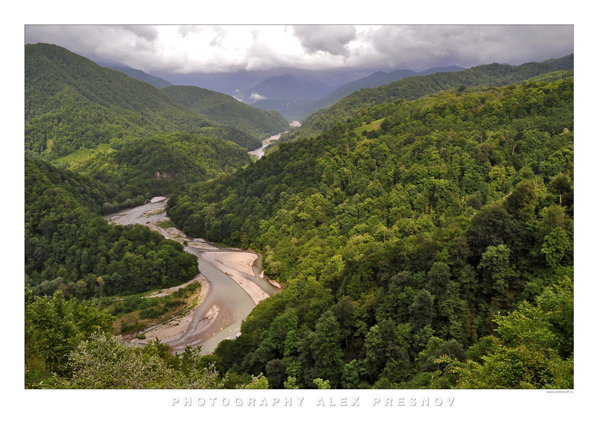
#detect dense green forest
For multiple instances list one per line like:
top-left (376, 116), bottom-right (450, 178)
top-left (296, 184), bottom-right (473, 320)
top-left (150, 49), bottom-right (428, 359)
top-left (167, 78), bottom-right (574, 388)
top-left (279, 54), bottom-right (573, 145)
top-left (25, 158), bottom-right (199, 298)
top-left (24, 157), bottom-right (218, 387)
top-left (24, 45), bottom-right (574, 390)
top-left (23, 44), bottom-right (271, 389)
top-left (106, 65), bottom-right (173, 89)
top-left (25, 43), bottom-right (262, 157)
top-left (161, 85), bottom-right (290, 139)
top-left (54, 132), bottom-right (252, 202)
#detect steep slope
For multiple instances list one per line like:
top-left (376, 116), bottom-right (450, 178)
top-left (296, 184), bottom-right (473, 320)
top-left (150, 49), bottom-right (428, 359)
top-left (168, 78), bottom-right (574, 389)
top-left (161, 85), bottom-right (290, 139)
top-left (25, 43), bottom-right (260, 157)
top-left (280, 54), bottom-right (574, 143)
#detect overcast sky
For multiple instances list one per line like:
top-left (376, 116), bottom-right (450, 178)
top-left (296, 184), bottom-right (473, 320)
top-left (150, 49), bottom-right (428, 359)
top-left (25, 25), bottom-right (574, 74)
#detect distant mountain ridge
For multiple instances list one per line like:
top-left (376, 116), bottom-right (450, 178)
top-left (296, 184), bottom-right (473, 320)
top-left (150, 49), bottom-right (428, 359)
top-left (330, 65), bottom-right (466, 97)
top-left (278, 53), bottom-right (574, 142)
top-left (25, 43), bottom-right (264, 156)
top-left (105, 65), bottom-right (173, 89)
top-left (161, 85), bottom-right (290, 139)
top-left (248, 65), bottom-right (464, 120)
top-left (238, 73), bottom-right (334, 102)
top-left (304, 65), bottom-right (465, 119)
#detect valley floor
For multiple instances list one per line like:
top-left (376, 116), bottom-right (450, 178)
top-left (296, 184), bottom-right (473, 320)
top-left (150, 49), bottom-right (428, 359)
top-left (108, 198), bottom-right (280, 353)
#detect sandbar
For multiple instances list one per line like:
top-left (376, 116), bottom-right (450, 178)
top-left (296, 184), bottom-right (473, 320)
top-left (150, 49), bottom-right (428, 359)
top-left (138, 274), bottom-right (210, 343)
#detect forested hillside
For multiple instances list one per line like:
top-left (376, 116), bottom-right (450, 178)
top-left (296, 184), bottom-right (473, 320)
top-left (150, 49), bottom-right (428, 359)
top-left (162, 85), bottom-right (290, 139)
top-left (23, 42), bottom-right (574, 390)
top-left (106, 65), bottom-right (173, 89)
top-left (281, 65), bottom-right (465, 122)
top-left (280, 54), bottom-right (573, 145)
top-left (25, 158), bottom-right (199, 298)
top-left (54, 133), bottom-right (252, 202)
top-left (24, 44), bottom-right (259, 302)
top-left (25, 43), bottom-right (262, 157)
top-left (168, 78), bottom-right (574, 388)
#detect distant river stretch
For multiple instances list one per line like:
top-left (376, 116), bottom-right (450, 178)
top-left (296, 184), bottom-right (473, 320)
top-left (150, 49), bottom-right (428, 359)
top-left (249, 132), bottom-right (285, 159)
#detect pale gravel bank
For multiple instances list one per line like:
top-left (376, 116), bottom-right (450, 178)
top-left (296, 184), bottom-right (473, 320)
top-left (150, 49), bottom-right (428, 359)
top-left (145, 273), bottom-right (205, 299)
top-left (133, 274), bottom-right (211, 343)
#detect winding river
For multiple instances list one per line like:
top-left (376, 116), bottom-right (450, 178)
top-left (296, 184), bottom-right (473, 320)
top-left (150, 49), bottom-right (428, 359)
top-left (106, 198), bottom-right (280, 354)
top-left (248, 132), bottom-right (285, 158)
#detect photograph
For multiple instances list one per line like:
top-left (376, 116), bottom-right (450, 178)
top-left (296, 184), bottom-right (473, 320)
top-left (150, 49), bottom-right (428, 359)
top-left (14, 7), bottom-right (589, 424)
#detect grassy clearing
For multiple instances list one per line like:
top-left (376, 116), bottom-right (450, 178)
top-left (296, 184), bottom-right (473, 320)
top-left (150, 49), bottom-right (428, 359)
top-left (352, 118), bottom-right (386, 139)
top-left (53, 143), bottom-right (114, 169)
top-left (108, 281), bottom-right (202, 335)
top-left (209, 241), bottom-right (231, 249)
top-left (157, 219), bottom-right (175, 229)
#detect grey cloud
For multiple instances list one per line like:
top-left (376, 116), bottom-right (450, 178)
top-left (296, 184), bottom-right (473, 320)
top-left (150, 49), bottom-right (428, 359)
top-left (292, 25), bottom-right (357, 57)
top-left (25, 25), bottom-right (167, 70)
top-left (24, 25), bottom-right (574, 75)
top-left (367, 25), bottom-right (574, 71)
top-left (121, 25), bottom-right (159, 42)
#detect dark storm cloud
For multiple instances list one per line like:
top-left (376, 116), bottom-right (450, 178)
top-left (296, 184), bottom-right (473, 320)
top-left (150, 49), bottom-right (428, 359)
top-left (25, 25), bottom-right (165, 68)
top-left (25, 25), bottom-right (155, 56)
top-left (292, 25), bottom-right (357, 57)
top-left (367, 25), bottom-right (574, 71)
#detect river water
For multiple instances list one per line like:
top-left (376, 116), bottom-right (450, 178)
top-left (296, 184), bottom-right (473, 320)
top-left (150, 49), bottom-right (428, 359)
top-left (248, 132), bottom-right (285, 159)
top-left (106, 199), bottom-right (279, 354)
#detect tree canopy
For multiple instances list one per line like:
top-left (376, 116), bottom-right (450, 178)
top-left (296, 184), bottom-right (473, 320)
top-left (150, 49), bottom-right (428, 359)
top-left (168, 78), bottom-right (574, 388)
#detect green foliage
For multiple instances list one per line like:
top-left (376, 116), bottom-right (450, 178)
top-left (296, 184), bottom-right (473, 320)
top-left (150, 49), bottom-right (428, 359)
top-left (177, 78), bottom-right (574, 388)
top-left (63, 333), bottom-right (224, 389)
top-left (244, 373), bottom-right (270, 389)
top-left (106, 65), bottom-right (172, 89)
top-left (26, 47), bottom-right (574, 389)
top-left (25, 287), bottom-right (115, 382)
top-left (280, 54), bottom-right (573, 144)
top-left (25, 43), bottom-right (259, 158)
top-left (25, 281), bottom-right (227, 389)
top-left (313, 378), bottom-right (331, 389)
top-left (64, 133), bottom-right (251, 201)
top-left (478, 245), bottom-right (514, 295)
top-left (449, 278), bottom-right (574, 389)
top-left (157, 220), bottom-right (176, 229)
top-left (162, 85), bottom-right (289, 141)
top-left (25, 158), bottom-right (198, 296)
top-left (283, 376), bottom-right (301, 389)
top-left (310, 311), bottom-right (344, 385)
